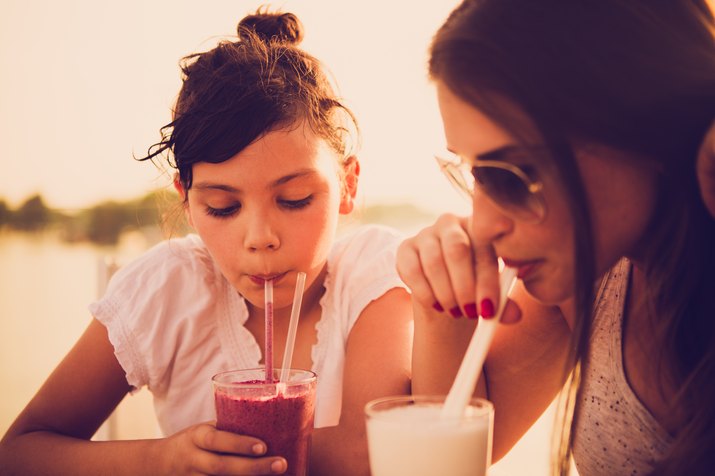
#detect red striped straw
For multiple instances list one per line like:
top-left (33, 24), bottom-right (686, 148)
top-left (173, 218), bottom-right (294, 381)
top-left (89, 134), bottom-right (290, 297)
top-left (264, 279), bottom-right (274, 383)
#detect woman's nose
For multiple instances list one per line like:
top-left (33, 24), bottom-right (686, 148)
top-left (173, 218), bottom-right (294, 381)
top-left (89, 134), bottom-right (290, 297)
top-left (470, 188), bottom-right (513, 245)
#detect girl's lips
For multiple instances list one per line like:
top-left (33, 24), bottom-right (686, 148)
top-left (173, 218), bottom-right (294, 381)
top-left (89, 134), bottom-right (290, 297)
top-left (249, 272), bottom-right (287, 286)
top-left (501, 258), bottom-right (541, 280)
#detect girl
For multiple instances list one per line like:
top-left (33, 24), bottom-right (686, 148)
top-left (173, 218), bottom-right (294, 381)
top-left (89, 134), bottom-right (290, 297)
top-left (0, 10), bottom-right (412, 476)
top-left (398, 0), bottom-right (715, 474)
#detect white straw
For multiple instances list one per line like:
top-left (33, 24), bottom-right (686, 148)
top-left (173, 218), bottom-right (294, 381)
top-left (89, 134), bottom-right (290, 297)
top-left (264, 279), bottom-right (274, 382)
top-left (440, 265), bottom-right (518, 420)
top-left (280, 272), bottom-right (307, 383)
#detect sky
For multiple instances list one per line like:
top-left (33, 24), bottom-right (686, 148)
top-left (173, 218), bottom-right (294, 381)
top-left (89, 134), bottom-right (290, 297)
top-left (0, 0), bottom-right (468, 215)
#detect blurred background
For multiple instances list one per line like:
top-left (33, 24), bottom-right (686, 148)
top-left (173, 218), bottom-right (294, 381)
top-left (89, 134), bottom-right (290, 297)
top-left (0, 1), bottom-right (582, 473)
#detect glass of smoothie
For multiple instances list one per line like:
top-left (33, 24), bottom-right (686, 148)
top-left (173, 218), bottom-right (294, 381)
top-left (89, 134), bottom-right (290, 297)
top-left (365, 395), bottom-right (494, 476)
top-left (213, 368), bottom-right (317, 476)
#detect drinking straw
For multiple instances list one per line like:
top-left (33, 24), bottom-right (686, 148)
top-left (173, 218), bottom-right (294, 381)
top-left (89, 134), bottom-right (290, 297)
top-left (440, 265), bottom-right (518, 420)
top-left (264, 279), bottom-right (274, 383)
top-left (280, 272), bottom-right (307, 383)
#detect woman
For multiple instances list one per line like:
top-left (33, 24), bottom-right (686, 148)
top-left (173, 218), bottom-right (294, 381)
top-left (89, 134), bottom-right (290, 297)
top-left (399, 1), bottom-right (715, 474)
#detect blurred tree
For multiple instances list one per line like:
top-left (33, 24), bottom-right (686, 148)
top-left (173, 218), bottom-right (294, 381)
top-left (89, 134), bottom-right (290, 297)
top-left (12, 194), bottom-right (51, 230)
top-left (85, 200), bottom-right (134, 245)
top-left (0, 199), bottom-right (11, 227)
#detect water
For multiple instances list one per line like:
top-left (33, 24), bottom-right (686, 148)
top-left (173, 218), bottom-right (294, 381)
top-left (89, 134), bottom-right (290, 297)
top-left (0, 229), bottom-right (562, 475)
top-left (0, 230), bottom-right (159, 439)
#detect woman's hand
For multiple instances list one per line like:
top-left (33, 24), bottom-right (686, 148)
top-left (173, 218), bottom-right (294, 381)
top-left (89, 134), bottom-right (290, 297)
top-left (159, 422), bottom-right (287, 475)
top-left (396, 213), bottom-right (520, 322)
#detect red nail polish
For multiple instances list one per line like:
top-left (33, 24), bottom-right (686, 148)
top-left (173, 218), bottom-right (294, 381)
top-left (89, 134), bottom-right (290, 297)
top-left (449, 306), bottom-right (463, 318)
top-left (480, 299), bottom-right (495, 318)
top-left (433, 301), bottom-right (444, 312)
top-left (464, 302), bottom-right (478, 319)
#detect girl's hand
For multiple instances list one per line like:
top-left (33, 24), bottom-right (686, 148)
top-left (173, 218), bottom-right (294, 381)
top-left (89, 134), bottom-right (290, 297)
top-left (159, 422), bottom-right (287, 475)
top-left (397, 213), bottom-right (520, 322)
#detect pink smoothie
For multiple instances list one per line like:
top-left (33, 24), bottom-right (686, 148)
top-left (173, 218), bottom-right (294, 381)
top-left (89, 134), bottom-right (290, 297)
top-left (214, 378), bottom-right (316, 476)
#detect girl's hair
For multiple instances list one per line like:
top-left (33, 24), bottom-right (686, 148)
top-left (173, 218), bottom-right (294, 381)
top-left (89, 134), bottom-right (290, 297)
top-left (138, 9), bottom-right (358, 195)
top-left (429, 0), bottom-right (715, 474)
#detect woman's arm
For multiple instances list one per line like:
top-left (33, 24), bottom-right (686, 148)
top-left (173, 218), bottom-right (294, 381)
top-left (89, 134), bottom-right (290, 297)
top-left (0, 319), bottom-right (285, 476)
top-left (310, 287), bottom-right (413, 476)
top-left (398, 213), bottom-right (572, 461)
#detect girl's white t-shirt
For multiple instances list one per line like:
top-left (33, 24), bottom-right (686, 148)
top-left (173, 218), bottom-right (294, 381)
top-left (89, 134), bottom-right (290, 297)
top-left (89, 224), bottom-right (407, 436)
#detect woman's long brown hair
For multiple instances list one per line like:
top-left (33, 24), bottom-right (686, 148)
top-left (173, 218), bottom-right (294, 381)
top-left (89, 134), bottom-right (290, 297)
top-left (429, 0), bottom-right (715, 473)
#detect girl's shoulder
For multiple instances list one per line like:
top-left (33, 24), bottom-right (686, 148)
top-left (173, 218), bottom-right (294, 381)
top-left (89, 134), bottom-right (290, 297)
top-left (330, 224), bottom-right (404, 264)
top-left (325, 224), bottom-right (407, 308)
top-left (106, 234), bottom-right (220, 298)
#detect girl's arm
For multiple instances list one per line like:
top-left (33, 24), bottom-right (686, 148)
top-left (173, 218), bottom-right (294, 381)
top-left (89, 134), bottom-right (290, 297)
top-left (0, 318), bottom-right (286, 476)
top-left (398, 213), bottom-right (573, 461)
top-left (310, 287), bottom-right (413, 476)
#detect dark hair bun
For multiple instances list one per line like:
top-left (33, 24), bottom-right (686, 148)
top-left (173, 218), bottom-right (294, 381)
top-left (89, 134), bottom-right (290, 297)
top-left (238, 11), bottom-right (304, 45)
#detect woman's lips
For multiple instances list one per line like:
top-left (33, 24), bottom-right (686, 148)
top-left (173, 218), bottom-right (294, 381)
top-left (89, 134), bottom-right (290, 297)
top-left (501, 258), bottom-right (541, 280)
top-left (249, 272), bottom-right (287, 286)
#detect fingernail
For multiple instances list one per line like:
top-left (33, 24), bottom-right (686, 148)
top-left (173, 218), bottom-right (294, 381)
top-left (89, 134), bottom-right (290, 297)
top-left (271, 459), bottom-right (287, 473)
top-left (449, 306), bottom-right (463, 318)
top-left (464, 302), bottom-right (478, 319)
top-left (252, 443), bottom-right (265, 455)
top-left (432, 301), bottom-right (444, 312)
top-left (480, 298), bottom-right (495, 318)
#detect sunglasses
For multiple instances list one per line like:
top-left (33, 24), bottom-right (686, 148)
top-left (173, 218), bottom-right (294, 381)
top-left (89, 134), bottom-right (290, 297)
top-left (435, 149), bottom-right (546, 223)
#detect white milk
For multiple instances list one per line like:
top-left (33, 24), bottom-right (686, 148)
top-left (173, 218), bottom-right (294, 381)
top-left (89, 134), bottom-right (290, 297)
top-left (366, 402), bottom-right (493, 476)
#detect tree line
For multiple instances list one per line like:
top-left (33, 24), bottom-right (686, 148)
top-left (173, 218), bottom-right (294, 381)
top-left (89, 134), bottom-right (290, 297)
top-left (0, 192), bottom-right (435, 246)
top-left (0, 191), bottom-right (183, 245)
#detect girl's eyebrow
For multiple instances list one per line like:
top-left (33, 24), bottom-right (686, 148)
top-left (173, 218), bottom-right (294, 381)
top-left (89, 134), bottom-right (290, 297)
top-left (192, 168), bottom-right (318, 192)
top-left (273, 168), bottom-right (317, 186)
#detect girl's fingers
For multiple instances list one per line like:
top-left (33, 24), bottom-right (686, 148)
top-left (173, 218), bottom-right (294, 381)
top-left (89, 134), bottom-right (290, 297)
top-left (196, 452), bottom-right (287, 475)
top-left (194, 424), bottom-right (267, 456)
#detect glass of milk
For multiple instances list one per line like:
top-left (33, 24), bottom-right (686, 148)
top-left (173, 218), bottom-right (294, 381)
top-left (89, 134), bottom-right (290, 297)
top-left (365, 395), bottom-right (493, 476)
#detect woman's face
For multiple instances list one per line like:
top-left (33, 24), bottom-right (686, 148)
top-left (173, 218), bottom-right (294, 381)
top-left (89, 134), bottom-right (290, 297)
top-left (185, 123), bottom-right (354, 310)
top-left (436, 81), bottom-right (658, 305)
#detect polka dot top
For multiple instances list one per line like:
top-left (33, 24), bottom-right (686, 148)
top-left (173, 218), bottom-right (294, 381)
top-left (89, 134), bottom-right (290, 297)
top-left (572, 258), bottom-right (672, 475)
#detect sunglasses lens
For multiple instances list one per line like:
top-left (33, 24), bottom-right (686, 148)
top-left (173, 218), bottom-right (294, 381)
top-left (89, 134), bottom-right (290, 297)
top-left (472, 166), bottom-right (543, 222)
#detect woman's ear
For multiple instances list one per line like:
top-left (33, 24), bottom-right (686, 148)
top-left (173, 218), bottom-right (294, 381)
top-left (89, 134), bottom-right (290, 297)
top-left (697, 119), bottom-right (715, 218)
top-left (339, 156), bottom-right (360, 214)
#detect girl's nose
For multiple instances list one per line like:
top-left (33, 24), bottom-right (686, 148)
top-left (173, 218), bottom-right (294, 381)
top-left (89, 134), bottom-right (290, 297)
top-left (243, 211), bottom-right (280, 252)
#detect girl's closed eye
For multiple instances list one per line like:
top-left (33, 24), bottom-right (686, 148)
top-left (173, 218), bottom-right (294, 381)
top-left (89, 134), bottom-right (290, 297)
top-left (279, 195), bottom-right (313, 210)
top-left (206, 203), bottom-right (241, 218)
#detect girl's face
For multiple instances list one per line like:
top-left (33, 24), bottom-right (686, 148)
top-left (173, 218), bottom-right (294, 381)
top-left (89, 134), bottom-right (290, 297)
top-left (436, 81), bottom-right (658, 305)
top-left (185, 123), bottom-right (355, 310)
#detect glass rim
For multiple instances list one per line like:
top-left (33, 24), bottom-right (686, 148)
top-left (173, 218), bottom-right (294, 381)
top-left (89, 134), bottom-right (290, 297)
top-left (364, 394), bottom-right (493, 420)
top-left (212, 367), bottom-right (317, 388)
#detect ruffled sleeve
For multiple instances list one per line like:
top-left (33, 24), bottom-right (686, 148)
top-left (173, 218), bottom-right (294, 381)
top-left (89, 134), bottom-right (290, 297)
top-left (88, 235), bottom-right (221, 395)
top-left (333, 224), bottom-right (408, 335)
top-left (311, 224), bottom-right (408, 427)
